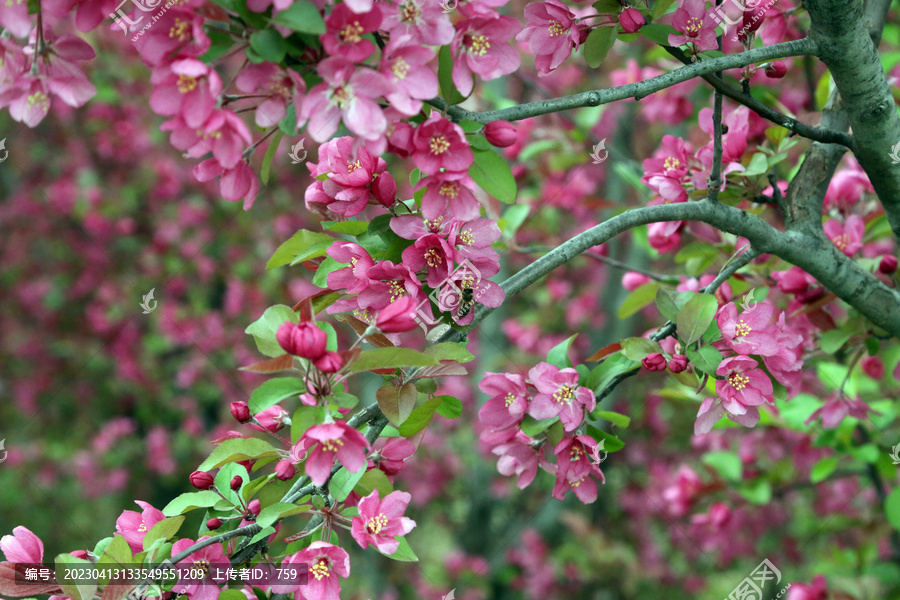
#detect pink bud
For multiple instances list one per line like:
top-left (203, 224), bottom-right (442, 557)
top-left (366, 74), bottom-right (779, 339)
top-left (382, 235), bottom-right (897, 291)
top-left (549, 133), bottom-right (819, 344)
top-left (206, 518), bottom-right (223, 530)
top-left (276, 321), bottom-right (327, 360)
top-left (230, 401), bottom-right (251, 424)
top-left (668, 354), bottom-right (688, 373)
top-left (879, 254), bottom-right (898, 274)
top-left (861, 356), bottom-right (884, 380)
top-left (313, 351), bottom-right (343, 374)
top-left (622, 271), bottom-right (652, 291)
top-left (372, 172), bottom-right (397, 207)
top-left (189, 470), bottom-right (215, 490)
top-left (230, 475), bottom-right (243, 491)
top-left (765, 61), bottom-right (787, 79)
top-left (619, 8), bottom-right (644, 33)
top-left (375, 296), bottom-right (420, 333)
top-left (275, 459), bottom-right (296, 481)
top-left (70, 551), bottom-right (89, 560)
top-left (642, 353), bottom-right (667, 371)
top-left (255, 406), bottom-right (288, 432)
top-left (248, 499), bottom-right (261, 515)
top-left (483, 121), bottom-right (517, 148)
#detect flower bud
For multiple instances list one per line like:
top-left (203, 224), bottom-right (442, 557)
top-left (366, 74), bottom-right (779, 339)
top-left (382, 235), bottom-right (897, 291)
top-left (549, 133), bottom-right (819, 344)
top-left (484, 121), bottom-right (517, 148)
top-left (70, 551), bottom-right (89, 560)
top-left (861, 356), bottom-right (884, 380)
top-left (314, 351), bottom-right (344, 374)
top-left (275, 459), bottom-right (296, 481)
top-left (641, 353), bottom-right (667, 371)
top-left (230, 475), bottom-right (243, 491)
top-left (206, 518), bottom-right (223, 530)
top-left (248, 499), bottom-right (261, 516)
top-left (879, 254), bottom-right (898, 274)
top-left (622, 271), bottom-right (652, 292)
top-left (189, 470), bottom-right (215, 490)
top-left (764, 61), bottom-right (787, 79)
top-left (619, 8), bottom-right (644, 33)
top-left (372, 172), bottom-right (397, 207)
top-left (230, 401), bottom-right (251, 424)
top-left (276, 321), bottom-right (327, 360)
top-left (255, 406), bottom-right (288, 432)
top-left (668, 354), bottom-right (689, 373)
top-left (375, 296), bottom-right (419, 333)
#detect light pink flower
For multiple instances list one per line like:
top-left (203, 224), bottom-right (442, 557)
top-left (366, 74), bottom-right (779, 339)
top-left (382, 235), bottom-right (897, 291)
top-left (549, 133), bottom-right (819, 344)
top-left (171, 538), bottom-right (229, 600)
top-left (478, 372), bottom-right (529, 429)
top-left (804, 392), bottom-right (880, 429)
top-left (380, 36), bottom-right (438, 116)
top-left (0, 526), bottom-right (44, 562)
top-left (351, 490), bottom-right (417, 554)
top-left (411, 113), bottom-right (473, 175)
top-left (516, 0), bottom-right (587, 75)
top-left (715, 355), bottom-right (773, 415)
top-left (380, 0), bottom-right (454, 45)
top-left (115, 501), bottom-right (165, 553)
top-left (323, 3), bottom-right (383, 62)
top-left (235, 63), bottom-right (306, 128)
top-left (694, 396), bottom-right (761, 434)
top-left (150, 58), bottom-right (221, 129)
top-left (300, 422), bottom-right (371, 486)
top-left (327, 242), bottom-right (375, 293)
top-left (824, 214), bottom-right (865, 256)
top-left (526, 362), bottom-right (596, 431)
top-left (716, 301), bottom-right (778, 356)
top-left (287, 542), bottom-right (349, 600)
top-left (451, 16), bottom-right (522, 96)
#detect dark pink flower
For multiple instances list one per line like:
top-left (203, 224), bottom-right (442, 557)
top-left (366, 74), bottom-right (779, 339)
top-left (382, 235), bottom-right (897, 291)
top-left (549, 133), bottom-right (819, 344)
top-left (668, 354), bottom-right (689, 373)
top-left (861, 356), bottom-right (884, 380)
top-left (357, 260), bottom-right (425, 311)
top-left (491, 430), bottom-right (544, 488)
top-left (371, 438), bottom-right (416, 476)
top-left (516, 0), bottom-right (585, 75)
top-left (277, 321), bottom-right (328, 359)
top-left (189, 471), bottom-right (215, 490)
top-left (622, 272), bottom-right (652, 291)
top-left (716, 301), bottom-right (778, 356)
top-left (235, 63), bottom-right (306, 128)
top-left (824, 215), bottom-right (864, 256)
top-left (327, 242), bottom-right (375, 294)
top-left (115, 501), bottom-right (165, 553)
top-left (135, 8), bottom-right (210, 66)
top-left (772, 266), bottom-right (816, 295)
top-left (375, 296), bottom-right (419, 333)
top-left (417, 171), bottom-right (481, 221)
top-left (171, 538), bottom-right (229, 600)
top-left (323, 3), bottom-right (383, 62)
top-left (527, 362), bottom-right (596, 431)
top-left (552, 466), bottom-right (602, 504)
top-left (275, 459), bottom-right (295, 481)
top-left (715, 356), bottom-right (773, 415)
top-left (401, 234), bottom-right (456, 287)
top-left (451, 16), bottom-right (521, 95)
top-left (669, 0), bottom-right (717, 52)
top-left (301, 422), bottom-right (371, 486)
top-left (642, 352), bottom-right (667, 371)
top-left (484, 120), bottom-right (517, 147)
top-left (619, 7), bottom-right (644, 33)
top-left (287, 542), bottom-right (349, 600)
top-left (554, 435), bottom-right (604, 482)
top-left (380, 35), bottom-right (438, 116)
top-left (351, 490), bottom-right (417, 554)
top-left (314, 351), bottom-right (343, 373)
top-left (230, 401), bottom-right (252, 424)
top-left (150, 58), bottom-right (221, 129)
top-left (0, 526), bottom-right (44, 562)
top-left (412, 113), bottom-right (474, 175)
top-left (253, 406), bottom-right (289, 432)
top-left (804, 393), bottom-right (880, 429)
top-left (786, 575), bottom-right (827, 600)
top-left (879, 255), bottom-right (898, 274)
top-left (478, 372), bottom-right (529, 429)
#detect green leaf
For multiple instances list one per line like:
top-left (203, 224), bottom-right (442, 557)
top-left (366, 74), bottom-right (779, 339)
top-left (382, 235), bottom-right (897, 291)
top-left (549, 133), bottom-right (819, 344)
top-left (618, 282), bottom-right (660, 319)
top-left (256, 503), bottom-right (311, 529)
top-left (676, 293), bottom-right (719, 346)
top-left (520, 415), bottom-right (558, 437)
top-left (593, 410), bottom-right (631, 428)
top-left (469, 149), bottom-right (516, 203)
top-left (585, 425), bottom-right (625, 451)
top-left (651, 0), bottom-right (677, 18)
top-left (142, 517), bottom-right (184, 552)
top-left (820, 328), bottom-right (853, 354)
top-left (620, 337), bottom-right (664, 362)
top-left (741, 152), bottom-right (769, 177)
top-left (162, 491), bottom-right (222, 517)
top-left (687, 345), bottom-right (724, 376)
top-left (886, 488), bottom-right (900, 532)
top-left (377, 383), bottom-right (419, 427)
top-left (352, 348), bottom-right (440, 372)
top-left (249, 526), bottom-right (277, 545)
top-left (382, 536), bottom-right (418, 561)
top-left (249, 29), bottom-right (288, 63)
top-left (546, 334), bottom-right (578, 369)
top-left (354, 469), bottom-right (394, 498)
top-left (586, 353), bottom-right (639, 391)
top-left (55, 554), bottom-right (97, 600)
top-left (702, 450), bottom-right (743, 482)
top-left (197, 438), bottom-right (280, 471)
top-left (655, 288), bottom-right (681, 322)
top-left (640, 23), bottom-right (677, 45)
top-left (329, 463), bottom-right (367, 502)
top-left (260, 131), bottom-right (284, 186)
top-left (584, 26), bottom-right (617, 68)
top-left (322, 220), bottom-right (370, 236)
top-left (330, 391), bottom-right (359, 409)
top-left (291, 405), bottom-right (321, 444)
top-left (738, 479), bottom-right (772, 505)
top-left (97, 533), bottom-right (132, 567)
top-left (267, 229), bottom-right (334, 270)
top-left (245, 305), bottom-right (299, 357)
top-left (592, 0), bottom-right (620, 14)
top-left (312, 256), bottom-right (346, 288)
top-left (435, 395), bottom-right (463, 419)
top-left (438, 45), bottom-right (467, 105)
top-left (270, 1), bottom-right (325, 34)
top-left (811, 456), bottom-right (838, 483)
top-left (249, 378), bottom-right (307, 413)
top-left (424, 342), bottom-right (475, 363)
top-left (278, 103), bottom-right (298, 135)
top-left (500, 204), bottom-right (530, 237)
top-left (398, 395), bottom-right (444, 436)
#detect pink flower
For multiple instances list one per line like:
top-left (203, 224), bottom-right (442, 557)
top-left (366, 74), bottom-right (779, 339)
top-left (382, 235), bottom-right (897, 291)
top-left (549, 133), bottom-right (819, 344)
top-left (380, 36), bottom-right (438, 116)
top-left (301, 57), bottom-right (392, 142)
top-left (277, 321), bottom-right (328, 359)
top-left (171, 538), bottom-right (229, 600)
top-left (327, 243), bottom-right (375, 294)
top-left (527, 362), bottom-right (596, 431)
top-left (135, 8), bottom-right (210, 66)
top-left (381, 0), bottom-right (455, 45)
top-left (516, 0), bottom-right (586, 76)
top-left (554, 435), bottom-right (604, 482)
top-left (351, 490), bottom-right (417, 554)
top-left (642, 352), bottom-right (667, 371)
top-left (484, 120), bottom-right (517, 147)
top-left (824, 215), bottom-right (865, 256)
top-left (371, 438), bottom-right (416, 476)
top-left (668, 354), bottom-right (688, 373)
top-left (288, 542), bottom-right (349, 600)
top-left (715, 355), bottom-right (773, 415)
top-left (694, 396), bottom-right (760, 434)
top-left (491, 430), bottom-right (544, 489)
top-left (786, 575), bottom-right (827, 600)
top-left (772, 266), bottom-right (816, 295)
top-left (716, 301), bottom-right (778, 356)
top-left (235, 63), bottom-right (306, 128)
top-left (253, 406), bottom-right (289, 432)
top-left (183, 110), bottom-right (253, 170)
top-left (622, 271), bottom-right (652, 291)
top-left (804, 393), bottom-right (880, 429)
top-left (115, 501), bottom-right (165, 553)
top-left (357, 260), bottom-right (425, 311)
top-left (861, 356), bottom-right (884, 380)
top-left (669, 0), bottom-right (718, 52)
top-left (301, 422), bottom-right (371, 486)
top-left (0, 526), bottom-right (44, 562)
top-left (451, 16), bottom-right (522, 96)
top-left (552, 466), bottom-right (602, 504)
top-left (401, 234), bottom-right (456, 287)
top-left (478, 372), bottom-right (530, 429)
top-left (761, 312), bottom-right (804, 389)
top-left (150, 58), bottom-right (221, 129)
top-left (323, 3), bottom-right (383, 62)
top-left (416, 171), bottom-right (481, 221)
top-left (619, 7), bottom-right (644, 33)
top-left (642, 135), bottom-right (691, 179)
top-left (412, 113), bottom-right (474, 175)
top-left (375, 296), bottom-right (419, 333)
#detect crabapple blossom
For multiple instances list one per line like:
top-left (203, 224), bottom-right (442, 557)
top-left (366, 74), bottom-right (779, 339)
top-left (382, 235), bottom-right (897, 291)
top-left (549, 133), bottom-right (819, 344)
top-left (484, 120), bottom-right (517, 147)
top-left (716, 301), bottom-right (778, 356)
top-left (381, 0), bottom-right (455, 45)
top-left (351, 490), bottom-right (417, 554)
top-left (669, 0), bottom-right (718, 53)
top-left (277, 321), bottom-right (328, 360)
top-left (642, 353), bottom-right (667, 371)
top-left (517, 0), bottom-right (587, 76)
top-left (374, 295), bottom-right (419, 333)
top-left (527, 362), bottom-right (596, 431)
top-left (150, 59), bottom-right (221, 129)
top-left (477, 372), bottom-right (530, 429)
top-left (189, 470), bottom-right (215, 490)
top-left (170, 538), bottom-right (229, 600)
top-left (380, 36), bottom-right (438, 116)
top-left (115, 501), bottom-right (165, 553)
top-left (287, 542), bottom-right (349, 600)
top-left (451, 16), bottom-right (522, 95)
top-left (824, 215), bottom-right (865, 256)
top-left (326, 243), bottom-right (375, 294)
top-left (619, 7), bottom-right (644, 33)
top-left (323, 3), bottom-right (383, 62)
top-left (300, 422), bottom-right (371, 485)
top-left (804, 392), bottom-right (880, 429)
top-left (411, 113), bottom-right (474, 175)
top-left (715, 356), bottom-right (774, 415)
top-left (0, 526), bottom-right (44, 562)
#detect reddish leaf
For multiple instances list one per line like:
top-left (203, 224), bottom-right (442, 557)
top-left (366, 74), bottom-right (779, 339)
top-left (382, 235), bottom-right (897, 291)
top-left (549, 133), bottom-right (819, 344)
top-left (239, 354), bottom-right (294, 373)
top-left (334, 314), bottom-right (395, 348)
top-left (369, 368), bottom-right (398, 375)
top-left (415, 360), bottom-right (468, 378)
top-left (300, 257), bottom-right (324, 272)
top-left (0, 562), bottom-right (63, 597)
top-left (292, 289), bottom-right (333, 318)
top-left (586, 342), bottom-right (622, 362)
top-left (807, 308), bottom-right (837, 331)
top-left (340, 347), bottom-right (362, 370)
